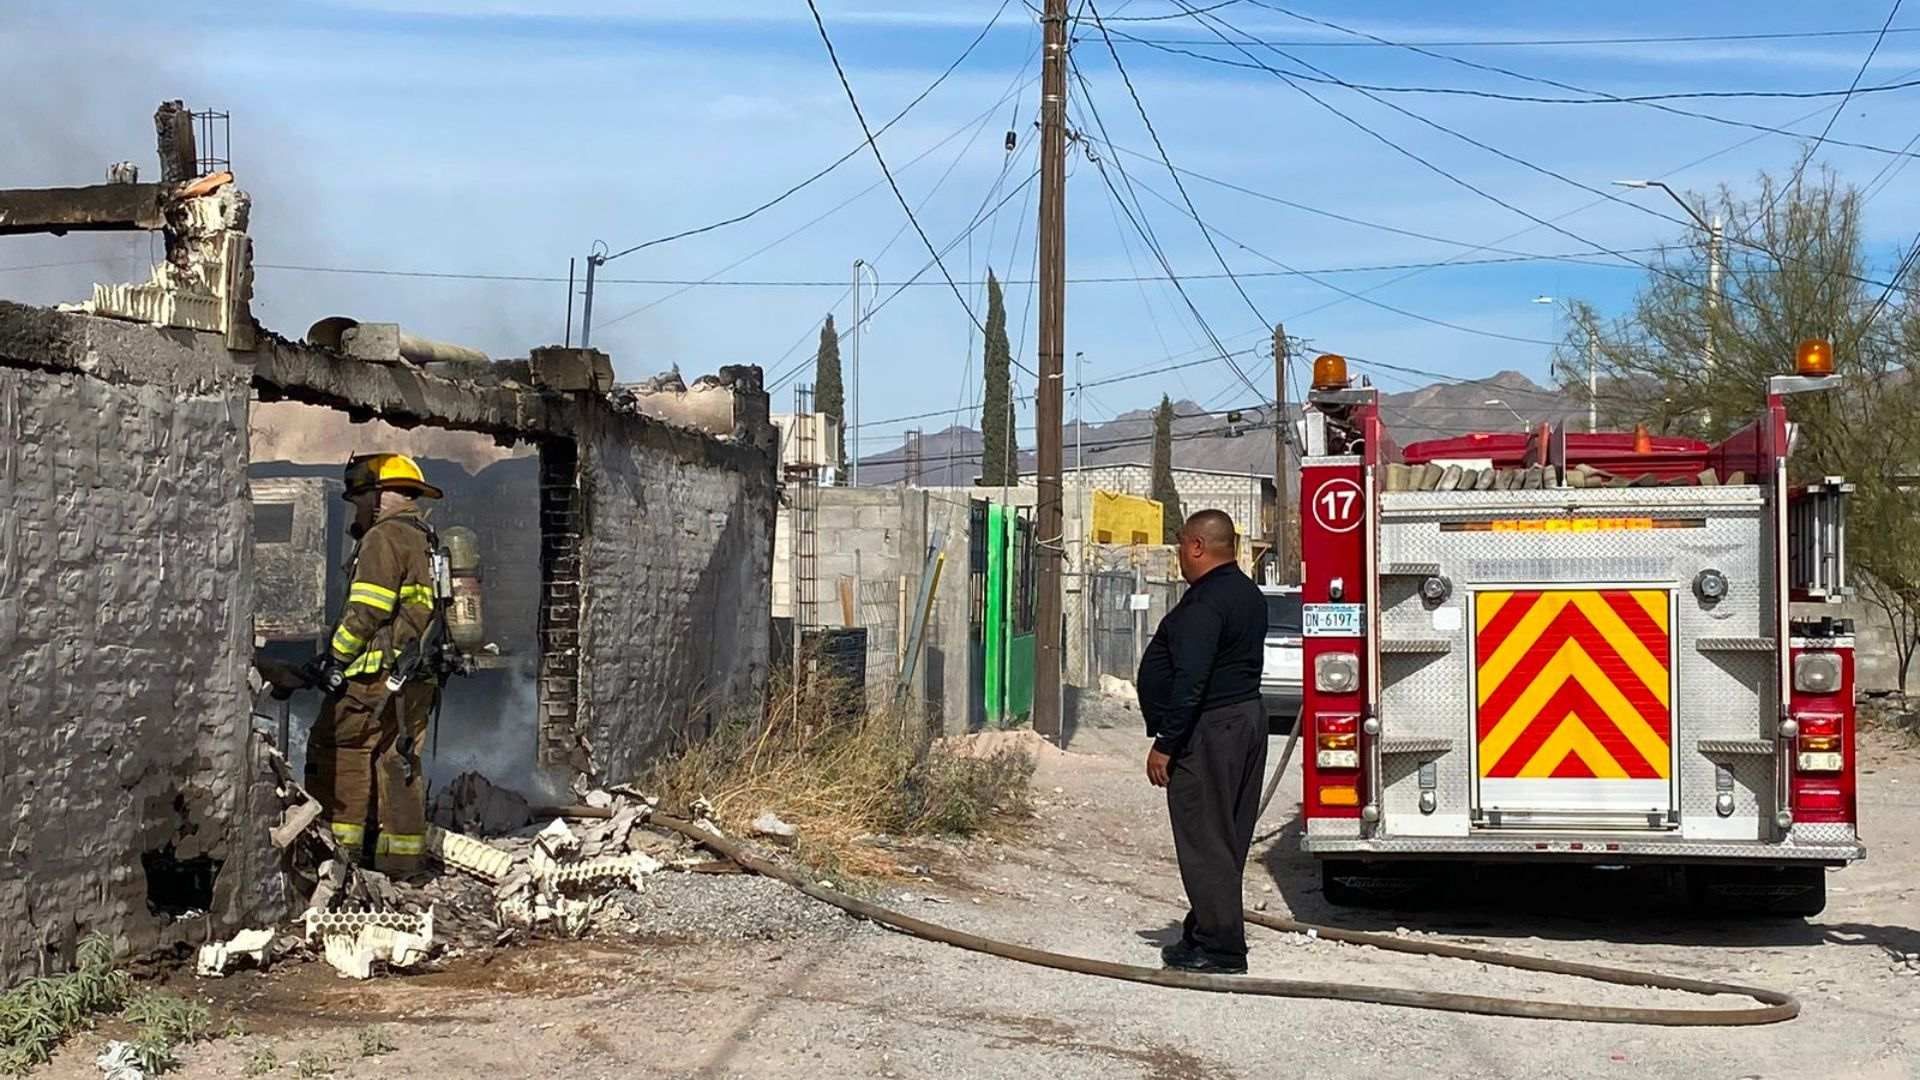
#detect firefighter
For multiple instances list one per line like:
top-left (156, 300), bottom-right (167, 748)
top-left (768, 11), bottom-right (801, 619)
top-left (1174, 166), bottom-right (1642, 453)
top-left (304, 453), bottom-right (445, 876)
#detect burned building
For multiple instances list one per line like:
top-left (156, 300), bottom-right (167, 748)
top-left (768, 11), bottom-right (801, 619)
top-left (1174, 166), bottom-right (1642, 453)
top-left (0, 104), bottom-right (777, 985)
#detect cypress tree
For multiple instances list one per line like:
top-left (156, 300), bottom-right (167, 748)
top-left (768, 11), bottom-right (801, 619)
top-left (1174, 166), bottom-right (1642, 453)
top-left (1151, 395), bottom-right (1184, 543)
top-left (813, 314), bottom-right (846, 480)
top-left (979, 271), bottom-right (1018, 485)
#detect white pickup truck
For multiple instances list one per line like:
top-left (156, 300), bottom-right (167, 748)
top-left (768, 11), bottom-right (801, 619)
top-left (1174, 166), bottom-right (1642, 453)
top-left (1259, 584), bottom-right (1303, 733)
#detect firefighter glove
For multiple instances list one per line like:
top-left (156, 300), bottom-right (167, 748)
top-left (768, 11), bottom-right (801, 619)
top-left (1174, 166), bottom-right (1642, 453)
top-left (302, 654), bottom-right (347, 695)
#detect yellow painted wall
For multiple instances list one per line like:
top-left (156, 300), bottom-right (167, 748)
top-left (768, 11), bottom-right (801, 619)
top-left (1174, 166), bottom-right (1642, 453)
top-left (1089, 489), bottom-right (1163, 547)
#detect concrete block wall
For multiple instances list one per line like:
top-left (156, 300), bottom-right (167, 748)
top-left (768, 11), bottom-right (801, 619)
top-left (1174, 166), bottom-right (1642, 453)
top-left (0, 307), bottom-right (277, 985)
top-left (571, 410), bottom-right (777, 783)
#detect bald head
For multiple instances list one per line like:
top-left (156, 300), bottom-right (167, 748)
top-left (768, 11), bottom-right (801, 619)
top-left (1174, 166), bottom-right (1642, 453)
top-left (1175, 509), bottom-right (1238, 582)
top-left (1181, 509), bottom-right (1238, 553)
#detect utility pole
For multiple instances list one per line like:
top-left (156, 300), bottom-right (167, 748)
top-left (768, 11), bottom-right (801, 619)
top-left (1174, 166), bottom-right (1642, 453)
top-left (1272, 324), bottom-right (1291, 585)
top-left (1032, 0), bottom-right (1069, 741)
top-left (851, 259), bottom-right (864, 487)
top-left (1704, 213), bottom-right (1723, 431)
top-left (1587, 325), bottom-right (1599, 433)
top-left (1075, 350), bottom-right (1085, 474)
top-left (580, 252), bottom-right (601, 347)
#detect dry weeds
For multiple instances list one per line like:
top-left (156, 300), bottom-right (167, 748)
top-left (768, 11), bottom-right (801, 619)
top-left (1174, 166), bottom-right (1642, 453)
top-left (642, 662), bottom-right (1034, 878)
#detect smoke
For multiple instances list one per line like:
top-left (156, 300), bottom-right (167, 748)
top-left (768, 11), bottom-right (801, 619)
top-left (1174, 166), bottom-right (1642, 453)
top-left (280, 658), bottom-right (569, 813)
top-left (0, 11), bottom-right (196, 306)
top-left (250, 402), bottom-right (530, 475)
top-left (428, 657), bottom-right (572, 807)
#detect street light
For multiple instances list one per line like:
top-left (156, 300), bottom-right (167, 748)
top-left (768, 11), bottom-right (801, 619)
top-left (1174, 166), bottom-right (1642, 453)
top-left (1483, 399), bottom-right (1528, 430)
top-left (850, 259), bottom-right (879, 486)
top-left (1531, 294), bottom-right (1599, 434)
top-left (1615, 179), bottom-right (1723, 426)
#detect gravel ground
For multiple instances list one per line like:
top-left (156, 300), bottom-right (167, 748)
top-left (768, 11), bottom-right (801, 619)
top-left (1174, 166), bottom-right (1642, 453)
top-left (35, 702), bottom-right (1920, 1080)
top-left (603, 873), bottom-right (868, 943)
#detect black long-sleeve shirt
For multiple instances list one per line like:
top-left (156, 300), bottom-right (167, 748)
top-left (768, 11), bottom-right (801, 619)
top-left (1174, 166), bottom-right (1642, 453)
top-left (1136, 561), bottom-right (1267, 754)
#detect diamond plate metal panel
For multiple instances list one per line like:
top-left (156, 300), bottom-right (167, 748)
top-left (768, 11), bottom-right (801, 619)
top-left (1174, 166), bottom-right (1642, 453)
top-left (1305, 818), bottom-right (1362, 840)
top-left (1378, 495), bottom-right (1778, 845)
top-left (1382, 736), bottom-right (1454, 755)
top-left (1681, 754), bottom-right (1773, 841)
top-left (1300, 833), bottom-right (1862, 861)
top-left (1384, 562), bottom-right (1441, 577)
top-left (1696, 739), bottom-right (1774, 756)
top-left (1790, 823), bottom-right (1862, 849)
top-left (1376, 568), bottom-right (1472, 838)
top-left (1381, 638), bottom-right (1451, 655)
top-left (1467, 557), bottom-right (1672, 583)
top-left (1697, 637), bottom-right (1777, 652)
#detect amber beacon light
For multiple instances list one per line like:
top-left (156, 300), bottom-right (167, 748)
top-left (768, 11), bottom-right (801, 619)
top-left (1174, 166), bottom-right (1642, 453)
top-left (1312, 353), bottom-right (1350, 390)
top-left (1795, 338), bottom-right (1834, 377)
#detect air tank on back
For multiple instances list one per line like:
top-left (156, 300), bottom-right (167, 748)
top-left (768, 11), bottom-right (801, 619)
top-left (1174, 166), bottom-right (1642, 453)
top-left (440, 525), bottom-right (486, 649)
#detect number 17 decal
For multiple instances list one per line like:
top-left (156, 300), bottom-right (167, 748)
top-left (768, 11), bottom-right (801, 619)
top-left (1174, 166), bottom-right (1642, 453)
top-left (1313, 477), bottom-right (1364, 534)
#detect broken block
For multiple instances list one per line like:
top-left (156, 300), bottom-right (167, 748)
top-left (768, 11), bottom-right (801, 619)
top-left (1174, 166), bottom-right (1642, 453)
top-left (540, 852), bottom-right (664, 892)
top-left (427, 826), bottom-right (515, 884)
top-left (196, 927), bottom-right (275, 978)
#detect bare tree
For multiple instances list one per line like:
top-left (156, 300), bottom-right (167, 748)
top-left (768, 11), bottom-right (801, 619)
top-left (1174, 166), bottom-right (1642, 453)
top-left (1557, 163), bottom-right (1920, 692)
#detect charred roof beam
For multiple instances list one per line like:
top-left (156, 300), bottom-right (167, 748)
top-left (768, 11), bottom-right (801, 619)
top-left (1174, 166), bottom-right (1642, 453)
top-left (0, 182), bottom-right (171, 236)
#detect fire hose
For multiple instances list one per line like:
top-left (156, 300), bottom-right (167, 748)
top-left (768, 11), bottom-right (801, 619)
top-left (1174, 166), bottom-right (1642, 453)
top-left (649, 813), bottom-right (1798, 1026)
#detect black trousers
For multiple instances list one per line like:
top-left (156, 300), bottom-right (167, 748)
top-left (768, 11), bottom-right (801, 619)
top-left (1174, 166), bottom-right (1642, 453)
top-left (1165, 699), bottom-right (1269, 961)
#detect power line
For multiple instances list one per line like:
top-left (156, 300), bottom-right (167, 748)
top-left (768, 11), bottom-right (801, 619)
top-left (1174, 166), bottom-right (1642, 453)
top-left (1269, 78), bottom-right (1920, 335)
top-left (1088, 0), bottom-right (1271, 349)
top-left (855, 412), bottom-right (1269, 470)
top-left (1112, 156), bottom-right (1564, 347)
top-left (1182, 4), bottom-right (1920, 162)
top-left (770, 165), bottom-right (1044, 394)
top-left (1083, 134), bottom-right (1676, 267)
top-left (1808, 0), bottom-right (1906, 164)
top-left (597, 0), bottom-right (1014, 264)
top-left (593, 71), bottom-right (1039, 337)
top-left (1104, 25), bottom-right (1920, 49)
top-left (1101, 24), bottom-right (1920, 109)
top-left (767, 71), bottom-right (1036, 395)
top-left (1068, 53), bottom-right (1263, 402)
top-left (1168, 2), bottom-right (1910, 302)
top-left (805, 0), bottom-right (990, 336)
top-left (857, 349), bottom-right (1252, 429)
top-left (255, 246), bottom-right (1663, 290)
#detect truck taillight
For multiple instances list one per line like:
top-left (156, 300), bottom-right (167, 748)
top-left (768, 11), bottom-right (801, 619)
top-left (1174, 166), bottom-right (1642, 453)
top-left (1788, 630), bottom-right (1855, 824)
top-left (1313, 714), bottom-right (1359, 780)
top-left (1796, 713), bottom-right (1844, 773)
top-left (1315, 714), bottom-right (1361, 773)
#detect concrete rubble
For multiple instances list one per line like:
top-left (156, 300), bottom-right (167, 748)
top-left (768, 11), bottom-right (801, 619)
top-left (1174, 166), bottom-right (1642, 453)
top-left (95, 1041), bottom-right (148, 1080)
top-left (252, 724), bottom-right (717, 975)
top-left (751, 811), bottom-right (799, 839)
top-left (195, 928), bottom-right (276, 977)
top-left (305, 910), bottom-right (435, 980)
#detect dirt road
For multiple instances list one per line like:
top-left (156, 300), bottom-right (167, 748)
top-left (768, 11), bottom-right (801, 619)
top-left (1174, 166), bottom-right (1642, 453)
top-left (48, 717), bottom-right (1920, 1079)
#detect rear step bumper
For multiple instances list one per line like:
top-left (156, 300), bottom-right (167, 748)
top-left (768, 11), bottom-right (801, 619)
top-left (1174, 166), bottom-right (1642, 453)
top-left (1302, 821), bottom-right (1864, 865)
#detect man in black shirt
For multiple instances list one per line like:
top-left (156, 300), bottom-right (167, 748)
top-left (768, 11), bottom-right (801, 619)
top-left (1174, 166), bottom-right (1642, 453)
top-left (1136, 509), bottom-right (1269, 974)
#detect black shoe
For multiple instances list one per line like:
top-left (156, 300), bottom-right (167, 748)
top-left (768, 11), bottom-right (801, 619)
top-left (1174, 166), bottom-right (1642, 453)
top-left (1159, 940), bottom-right (1247, 975)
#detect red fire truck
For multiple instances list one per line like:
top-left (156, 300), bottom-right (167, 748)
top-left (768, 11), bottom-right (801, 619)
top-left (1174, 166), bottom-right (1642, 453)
top-left (1295, 342), bottom-right (1862, 915)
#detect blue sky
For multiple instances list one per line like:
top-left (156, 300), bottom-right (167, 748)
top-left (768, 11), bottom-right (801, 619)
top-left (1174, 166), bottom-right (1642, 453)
top-left (5, 1), bottom-right (1920, 451)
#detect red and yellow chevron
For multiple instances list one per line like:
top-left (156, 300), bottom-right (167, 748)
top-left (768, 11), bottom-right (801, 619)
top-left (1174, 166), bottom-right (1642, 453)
top-left (1474, 590), bottom-right (1672, 780)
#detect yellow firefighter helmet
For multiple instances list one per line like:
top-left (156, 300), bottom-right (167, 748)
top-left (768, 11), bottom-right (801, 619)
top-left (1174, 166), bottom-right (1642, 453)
top-left (342, 453), bottom-right (444, 500)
